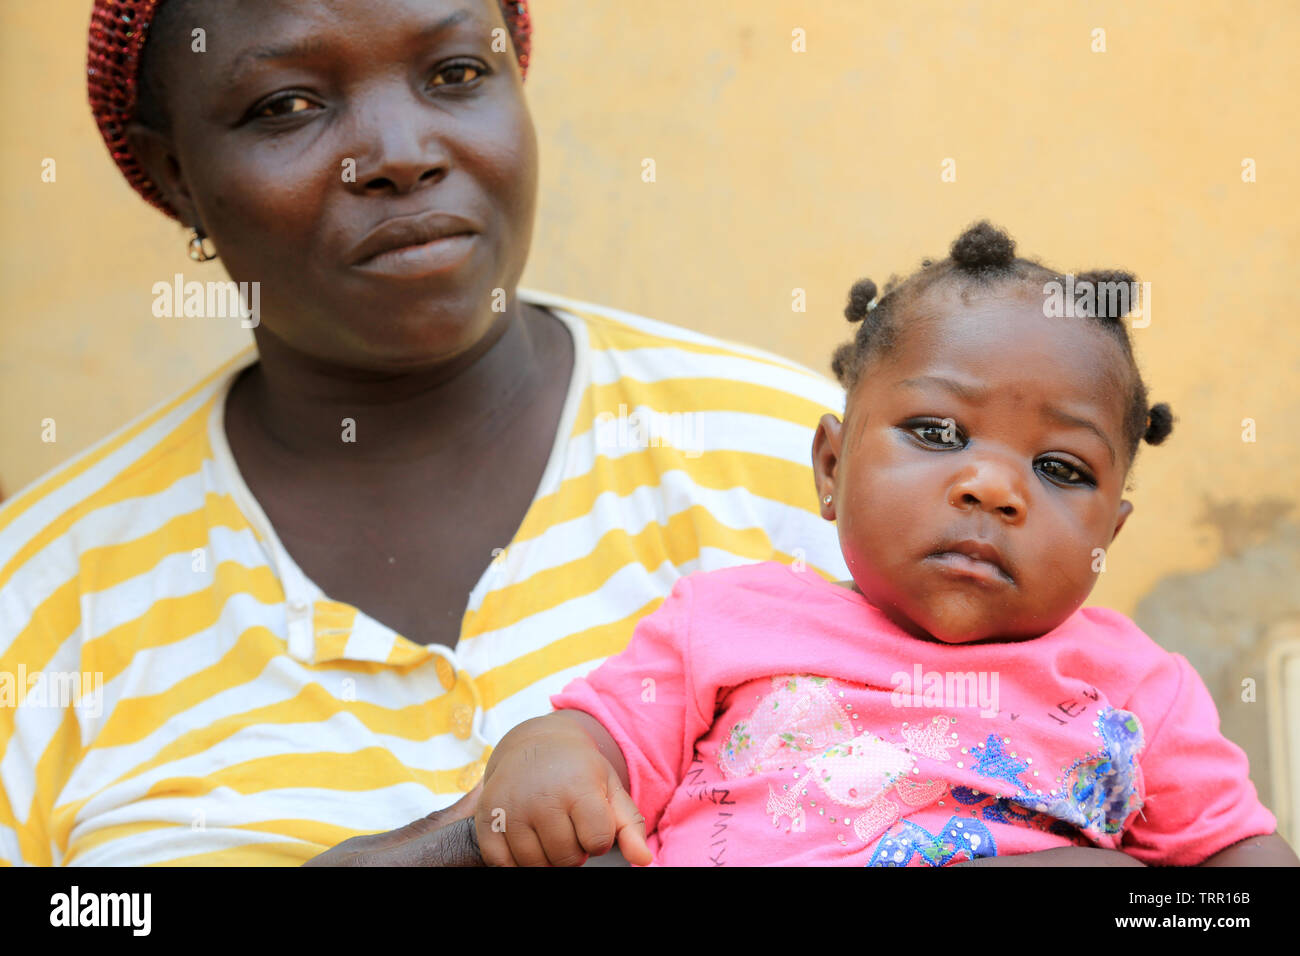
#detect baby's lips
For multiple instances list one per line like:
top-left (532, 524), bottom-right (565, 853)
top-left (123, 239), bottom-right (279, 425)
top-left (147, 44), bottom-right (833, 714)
top-left (926, 537), bottom-right (1015, 584)
top-left (926, 550), bottom-right (1012, 585)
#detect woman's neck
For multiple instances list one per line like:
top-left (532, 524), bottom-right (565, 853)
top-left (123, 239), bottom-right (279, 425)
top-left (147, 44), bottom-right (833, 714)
top-left (228, 301), bottom-right (565, 471)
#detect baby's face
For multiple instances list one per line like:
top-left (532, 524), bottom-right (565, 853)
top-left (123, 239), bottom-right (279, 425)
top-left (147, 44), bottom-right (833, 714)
top-left (813, 287), bottom-right (1135, 644)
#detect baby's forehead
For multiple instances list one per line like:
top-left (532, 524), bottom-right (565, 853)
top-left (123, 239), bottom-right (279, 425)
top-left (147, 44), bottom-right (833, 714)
top-left (866, 290), bottom-right (1133, 424)
top-left (905, 287), bottom-right (1125, 372)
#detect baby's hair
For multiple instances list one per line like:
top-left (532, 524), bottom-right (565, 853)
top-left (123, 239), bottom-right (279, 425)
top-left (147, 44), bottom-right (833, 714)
top-left (830, 220), bottom-right (1174, 466)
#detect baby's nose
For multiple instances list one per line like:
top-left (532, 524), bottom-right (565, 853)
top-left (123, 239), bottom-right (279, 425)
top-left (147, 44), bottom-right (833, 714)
top-left (948, 464), bottom-right (1027, 520)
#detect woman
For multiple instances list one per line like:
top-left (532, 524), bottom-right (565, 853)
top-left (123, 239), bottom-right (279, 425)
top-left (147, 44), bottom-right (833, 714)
top-left (0, 0), bottom-right (847, 865)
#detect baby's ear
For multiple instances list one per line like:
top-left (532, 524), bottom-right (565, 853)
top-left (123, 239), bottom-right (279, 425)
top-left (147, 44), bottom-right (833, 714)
top-left (1110, 499), bottom-right (1134, 542)
top-left (811, 414), bottom-right (844, 511)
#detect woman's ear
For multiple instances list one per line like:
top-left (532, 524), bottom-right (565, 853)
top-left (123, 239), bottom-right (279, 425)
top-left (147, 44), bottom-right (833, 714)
top-left (125, 122), bottom-right (201, 228)
top-left (812, 413), bottom-right (844, 519)
top-left (1110, 499), bottom-right (1134, 542)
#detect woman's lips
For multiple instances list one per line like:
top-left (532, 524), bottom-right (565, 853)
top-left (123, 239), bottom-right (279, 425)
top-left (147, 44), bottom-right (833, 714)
top-left (925, 551), bottom-right (1014, 585)
top-left (351, 233), bottom-right (478, 279)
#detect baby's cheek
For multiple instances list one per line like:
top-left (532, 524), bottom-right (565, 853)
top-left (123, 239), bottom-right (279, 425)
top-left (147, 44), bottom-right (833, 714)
top-left (841, 474), bottom-right (919, 539)
top-left (1036, 538), bottom-right (1104, 607)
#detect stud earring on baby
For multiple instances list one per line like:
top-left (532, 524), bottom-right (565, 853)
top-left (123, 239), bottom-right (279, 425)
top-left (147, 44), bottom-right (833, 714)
top-left (823, 495), bottom-right (832, 505)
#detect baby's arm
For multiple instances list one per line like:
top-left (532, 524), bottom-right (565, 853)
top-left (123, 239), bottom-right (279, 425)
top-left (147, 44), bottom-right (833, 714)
top-left (473, 709), bottom-right (653, 867)
top-left (478, 575), bottom-right (704, 866)
top-left (1119, 652), bottom-right (1287, 866)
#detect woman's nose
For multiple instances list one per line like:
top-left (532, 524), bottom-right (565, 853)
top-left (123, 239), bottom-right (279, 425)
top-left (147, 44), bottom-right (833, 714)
top-left (947, 460), bottom-right (1028, 522)
top-left (346, 87), bottom-right (451, 197)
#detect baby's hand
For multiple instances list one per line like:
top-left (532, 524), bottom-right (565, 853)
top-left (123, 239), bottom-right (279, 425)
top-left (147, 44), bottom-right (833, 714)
top-left (474, 713), bottom-right (652, 866)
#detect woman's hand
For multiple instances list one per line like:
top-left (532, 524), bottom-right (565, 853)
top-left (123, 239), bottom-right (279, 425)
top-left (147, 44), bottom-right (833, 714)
top-left (301, 785), bottom-right (485, 866)
top-left (474, 713), bottom-right (652, 866)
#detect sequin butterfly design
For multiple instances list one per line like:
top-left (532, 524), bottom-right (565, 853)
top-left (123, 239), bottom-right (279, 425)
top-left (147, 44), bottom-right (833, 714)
top-left (718, 675), bottom-right (952, 846)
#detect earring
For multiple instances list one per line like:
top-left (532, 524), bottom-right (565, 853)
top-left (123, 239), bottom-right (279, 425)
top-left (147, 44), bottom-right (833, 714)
top-left (823, 495), bottom-right (832, 505)
top-left (188, 228), bottom-right (218, 263)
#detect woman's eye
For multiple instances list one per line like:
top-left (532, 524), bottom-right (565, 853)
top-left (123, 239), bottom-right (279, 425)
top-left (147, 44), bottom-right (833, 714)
top-left (430, 62), bottom-right (484, 87)
top-left (1038, 459), bottom-right (1093, 485)
top-left (910, 420), bottom-right (963, 447)
top-left (255, 95), bottom-right (316, 118)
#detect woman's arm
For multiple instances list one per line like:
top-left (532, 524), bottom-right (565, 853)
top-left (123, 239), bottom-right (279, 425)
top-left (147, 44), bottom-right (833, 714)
top-left (953, 847), bottom-right (1145, 867)
top-left (1197, 832), bottom-right (1298, 866)
top-left (302, 785), bottom-right (485, 866)
top-left (953, 832), bottom-right (1300, 866)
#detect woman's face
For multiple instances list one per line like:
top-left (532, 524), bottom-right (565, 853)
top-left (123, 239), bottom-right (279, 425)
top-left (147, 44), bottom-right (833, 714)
top-left (812, 287), bottom-right (1136, 644)
top-left (131, 0), bottom-right (538, 371)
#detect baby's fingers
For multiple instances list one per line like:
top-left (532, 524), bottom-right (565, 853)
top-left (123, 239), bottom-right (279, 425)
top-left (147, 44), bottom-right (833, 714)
top-left (476, 807), bottom-right (551, 867)
top-left (474, 809), bottom-right (520, 867)
top-left (568, 788), bottom-right (619, 858)
top-left (534, 808), bottom-right (590, 867)
top-left (609, 775), bottom-right (653, 866)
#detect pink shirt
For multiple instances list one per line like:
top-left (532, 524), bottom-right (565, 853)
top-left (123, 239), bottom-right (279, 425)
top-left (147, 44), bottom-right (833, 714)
top-left (551, 561), bottom-right (1276, 866)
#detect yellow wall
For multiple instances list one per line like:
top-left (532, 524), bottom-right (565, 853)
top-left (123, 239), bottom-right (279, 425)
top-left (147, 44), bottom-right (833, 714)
top-left (3, 0), bottom-right (1298, 620)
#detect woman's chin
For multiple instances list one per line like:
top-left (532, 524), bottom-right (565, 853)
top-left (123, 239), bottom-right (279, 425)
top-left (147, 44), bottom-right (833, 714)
top-left (320, 313), bottom-right (501, 371)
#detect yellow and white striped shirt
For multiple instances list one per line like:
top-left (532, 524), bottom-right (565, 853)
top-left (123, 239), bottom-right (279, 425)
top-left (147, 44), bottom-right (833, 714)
top-left (0, 289), bottom-right (848, 865)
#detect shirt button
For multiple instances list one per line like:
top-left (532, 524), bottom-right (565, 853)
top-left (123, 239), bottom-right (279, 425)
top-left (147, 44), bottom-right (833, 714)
top-left (452, 704), bottom-right (474, 739)
top-left (288, 599), bottom-right (309, 613)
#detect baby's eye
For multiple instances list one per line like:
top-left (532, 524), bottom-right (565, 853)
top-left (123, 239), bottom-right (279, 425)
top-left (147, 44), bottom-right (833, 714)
top-left (1037, 458), bottom-right (1094, 486)
top-left (909, 419), bottom-right (964, 447)
top-left (255, 95), bottom-right (316, 118)
top-left (430, 62), bottom-right (485, 87)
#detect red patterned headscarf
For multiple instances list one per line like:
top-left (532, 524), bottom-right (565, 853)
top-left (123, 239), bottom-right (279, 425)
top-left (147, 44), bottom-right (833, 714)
top-left (87, 0), bottom-right (533, 221)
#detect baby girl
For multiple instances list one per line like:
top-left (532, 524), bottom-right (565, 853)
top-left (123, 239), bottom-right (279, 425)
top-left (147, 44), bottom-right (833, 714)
top-left (470, 221), bottom-right (1294, 866)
